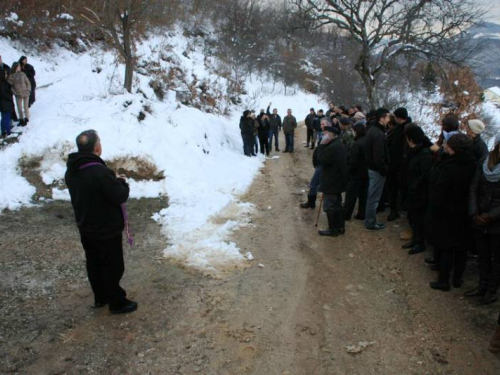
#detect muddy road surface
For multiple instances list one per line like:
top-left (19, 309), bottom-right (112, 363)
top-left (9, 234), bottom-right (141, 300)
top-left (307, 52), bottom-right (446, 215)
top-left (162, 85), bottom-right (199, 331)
top-left (1, 125), bottom-right (500, 374)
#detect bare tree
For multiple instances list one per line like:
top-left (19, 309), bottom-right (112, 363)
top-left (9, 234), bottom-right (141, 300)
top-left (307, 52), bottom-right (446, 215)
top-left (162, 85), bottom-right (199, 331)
top-left (293, 0), bottom-right (483, 107)
top-left (77, 0), bottom-right (153, 93)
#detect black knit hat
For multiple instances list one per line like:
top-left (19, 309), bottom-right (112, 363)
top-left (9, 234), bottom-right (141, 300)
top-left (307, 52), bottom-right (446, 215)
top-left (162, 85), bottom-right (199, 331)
top-left (324, 126), bottom-right (340, 135)
top-left (339, 117), bottom-right (352, 125)
top-left (394, 107), bottom-right (408, 120)
top-left (447, 133), bottom-right (472, 155)
top-left (375, 108), bottom-right (390, 121)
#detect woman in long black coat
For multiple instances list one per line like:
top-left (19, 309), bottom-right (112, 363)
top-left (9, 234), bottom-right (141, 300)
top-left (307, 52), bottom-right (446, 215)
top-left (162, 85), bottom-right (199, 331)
top-left (428, 134), bottom-right (476, 291)
top-left (466, 135), bottom-right (500, 304)
top-left (19, 56), bottom-right (36, 107)
top-left (403, 125), bottom-right (433, 255)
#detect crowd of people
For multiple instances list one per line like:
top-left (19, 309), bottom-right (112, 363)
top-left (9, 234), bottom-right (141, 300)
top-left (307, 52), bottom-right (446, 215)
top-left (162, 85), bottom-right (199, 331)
top-left (0, 55), bottom-right (36, 138)
top-left (240, 101), bottom-right (500, 352)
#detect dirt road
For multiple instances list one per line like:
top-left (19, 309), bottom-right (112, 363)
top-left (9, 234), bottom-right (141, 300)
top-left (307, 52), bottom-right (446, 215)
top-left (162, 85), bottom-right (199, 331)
top-left (1, 125), bottom-right (500, 374)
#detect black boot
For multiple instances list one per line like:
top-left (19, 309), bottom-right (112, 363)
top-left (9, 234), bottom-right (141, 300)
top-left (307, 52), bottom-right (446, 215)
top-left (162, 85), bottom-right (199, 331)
top-left (408, 244), bottom-right (426, 255)
top-left (300, 195), bottom-right (316, 209)
top-left (24, 118), bottom-right (29, 125)
top-left (402, 241), bottom-right (415, 249)
top-left (479, 263), bottom-right (500, 304)
top-left (387, 211), bottom-right (400, 221)
top-left (18, 118), bottom-right (25, 126)
top-left (318, 213), bottom-right (339, 237)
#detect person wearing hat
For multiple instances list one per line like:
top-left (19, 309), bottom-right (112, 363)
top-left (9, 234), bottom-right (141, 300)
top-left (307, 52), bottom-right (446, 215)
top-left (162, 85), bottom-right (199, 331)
top-left (316, 119), bottom-right (348, 236)
top-left (364, 108), bottom-right (391, 231)
top-left (304, 108), bottom-right (316, 148)
top-left (428, 133), bottom-right (476, 291)
top-left (339, 116), bottom-right (355, 152)
top-left (466, 133), bottom-right (500, 305)
top-left (465, 119), bottom-right (488, 165)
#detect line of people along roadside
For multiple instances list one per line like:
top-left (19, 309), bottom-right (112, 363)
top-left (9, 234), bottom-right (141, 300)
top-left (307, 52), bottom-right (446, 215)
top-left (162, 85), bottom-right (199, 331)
top-left (297, 102), bottom-right (500, 353)
top-left (0, 54), bottom-right (36, 138)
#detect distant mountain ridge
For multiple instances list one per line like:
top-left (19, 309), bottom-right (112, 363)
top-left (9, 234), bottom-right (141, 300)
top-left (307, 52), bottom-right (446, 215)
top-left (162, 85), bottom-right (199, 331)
top-left (467, 22), bottom-right (500, 89)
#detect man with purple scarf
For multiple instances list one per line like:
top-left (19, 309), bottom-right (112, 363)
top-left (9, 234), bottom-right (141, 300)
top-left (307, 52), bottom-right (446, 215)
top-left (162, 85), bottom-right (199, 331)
top-left (65, 130), bottom-right (137, 314)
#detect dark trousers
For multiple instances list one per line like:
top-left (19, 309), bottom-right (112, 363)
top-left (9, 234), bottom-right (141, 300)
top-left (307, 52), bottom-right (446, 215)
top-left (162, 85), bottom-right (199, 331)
top-left (438, 247), bottom-right (467, 284)
top-left (253, 135), bottom-right (259, 154)
top-left (285, 133), bottom-right (294, 152)
top-left (408, 208), bottom-right (426, 246)
top-left (306, 128), bottom-right (314, 146)
top-left (323, 193), bottom-right (344, 230)
top-left (344, 178), bottom-right (368, 220)
top-left (81, 234), bottom-right (127, 304)
top-left (309, 167), bottom-right (322, 196)
top-left (388, 171), bottom-right (399, 213)
top-left (1, 111), bottom-right (11, 135)
top-left (475, 231), bottom-right (500, 292)
top-left (259, 136), bottom-right (270, 155)
top-left (269, 128), bottom-right (280, 150)
top-left (242, 133), bottom-right (254, 156)
top-left (29, 88), bottom-right (35, 107)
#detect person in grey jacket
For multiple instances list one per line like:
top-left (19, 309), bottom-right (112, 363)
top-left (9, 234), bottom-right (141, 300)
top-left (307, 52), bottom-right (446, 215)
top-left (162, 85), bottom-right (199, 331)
top-left (7, 62), bottom-right (31, 126)
top-left (282, 109), bottom-right (297, 153)
top-left (364, 108), bottom-right (390, 230)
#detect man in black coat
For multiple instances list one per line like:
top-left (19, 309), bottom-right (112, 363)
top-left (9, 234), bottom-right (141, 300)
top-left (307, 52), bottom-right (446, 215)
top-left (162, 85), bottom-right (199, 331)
top-left (305, 108), bottom-right (315, 148)
top-left (65, 130), bottom-right (138, 314)
top-left (267, 103), bottom-right (282, 152)
top-left (402, 125), bottom-right (433, 255)
top-left (0, 56), bottom-right (15, 137)
top-left (240, 110), bottom-right (255, 157)
top-left (386, 107), bottom-right (412, 221)
top-left (316, 121), bottom-right (348, 236)
top-left (19, 56), bottom-right (36, 107)
top-left (364, 108), bottom-right (390, 230)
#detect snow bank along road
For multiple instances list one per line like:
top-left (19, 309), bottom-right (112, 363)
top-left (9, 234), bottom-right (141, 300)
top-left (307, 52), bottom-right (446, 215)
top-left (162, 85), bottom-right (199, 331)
top-left (1, 126), bottom-right (500, 374)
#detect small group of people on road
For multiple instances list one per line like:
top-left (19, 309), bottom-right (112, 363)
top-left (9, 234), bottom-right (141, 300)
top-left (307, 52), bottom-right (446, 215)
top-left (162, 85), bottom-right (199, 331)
top-left (0, 54), bottom-right (36, 138)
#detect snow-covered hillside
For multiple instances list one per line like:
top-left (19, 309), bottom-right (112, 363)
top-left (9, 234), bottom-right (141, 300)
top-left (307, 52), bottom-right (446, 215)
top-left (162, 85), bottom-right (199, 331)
top-left (0, 33), bottom-right (326, 273)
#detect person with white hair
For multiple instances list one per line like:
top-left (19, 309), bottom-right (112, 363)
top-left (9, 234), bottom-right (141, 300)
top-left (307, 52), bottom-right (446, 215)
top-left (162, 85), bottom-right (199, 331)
top-left (465, 118), bottom-right (488, 165)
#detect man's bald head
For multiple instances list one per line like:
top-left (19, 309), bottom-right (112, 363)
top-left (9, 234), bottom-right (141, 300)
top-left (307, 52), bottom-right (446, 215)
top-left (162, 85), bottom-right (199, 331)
top-left (76, 130), bottom-right (101, 155)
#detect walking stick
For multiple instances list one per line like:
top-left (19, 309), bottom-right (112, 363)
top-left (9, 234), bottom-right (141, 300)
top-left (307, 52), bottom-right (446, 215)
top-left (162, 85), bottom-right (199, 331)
top-left (315, 194), bottom-right (324, 227)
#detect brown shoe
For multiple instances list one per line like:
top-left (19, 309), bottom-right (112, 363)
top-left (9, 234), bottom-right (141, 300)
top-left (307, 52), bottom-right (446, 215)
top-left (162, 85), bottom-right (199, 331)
top-left (399, 229), bottom-right (413, 241)
top-left (489, 325), bottom-right (500, 353)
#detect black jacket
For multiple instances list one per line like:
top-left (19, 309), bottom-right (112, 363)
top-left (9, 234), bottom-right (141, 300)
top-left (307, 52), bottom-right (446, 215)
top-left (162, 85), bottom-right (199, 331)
top-left (469, 164), bottom-right (500, 235)
top-left (312, 114), bottom-right (325, 131)
top-left (348, 136), bottom-right (368, 180)
top-left (266, 106), bottom-right (282, 131)
top-left (305, 113), bottom-right (315, 129)
top-left (21, 63), bottom-right (36, 88)
top-left (406, 145), bottom-right (432, 210)
top-left (65, 153), bottom-right (130, 239)
top-left (426, 153), bottom-right (476, 249)
top-left (239, 116), bottom-right (255, 136)
top-left (257, 117), bottom-right (270, 138)
top-left (472, 135), bottom-right (488, 165)
top-left (317, 137), bottom-right (348, 194)
top-left (364, 122), bottom-right (390, 176)
top-left (0, 67), bottom-right (14, 114)
top-left (387, 118), bottom-right (412, 174)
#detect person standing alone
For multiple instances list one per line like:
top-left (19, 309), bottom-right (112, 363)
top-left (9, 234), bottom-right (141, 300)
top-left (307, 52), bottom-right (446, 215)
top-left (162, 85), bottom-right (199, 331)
top-left (65, 130), bottom-right (138, 314)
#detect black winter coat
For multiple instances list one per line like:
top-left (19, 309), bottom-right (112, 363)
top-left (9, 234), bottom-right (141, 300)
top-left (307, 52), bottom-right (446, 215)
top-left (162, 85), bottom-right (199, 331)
top-left (469, 163), bottom-right (500, 235)
top-left (65, 153), bottom-right (130, 240)
top-left (426, 153), bottom-right (476, 249)
top-left (472, 135), bottom-right (488, 165)
top-left (21, 63), bottom-right (36, 88)
top-left (240, 117), bottom-right (255, 135)
top-left (0, 72), bottom-right (14, 114)
top-left (348, 136), bottom-right (368, 180)
top-left (305, 113), bottom-right (315, 129)
top-left (257, 117), bottom-right (270, 138)
top-left (387, 118), bottom-right (412, 174)
top-left (266, 106), bottom-right (282, 131)
top-left (364, 122), bottom-right (390, 176)
top-left (312, 114), bottom-right (324, 131)
top-left (406, 145), bottom-right (432, 210)
top-left (317, 137), bottom-right (348, 194)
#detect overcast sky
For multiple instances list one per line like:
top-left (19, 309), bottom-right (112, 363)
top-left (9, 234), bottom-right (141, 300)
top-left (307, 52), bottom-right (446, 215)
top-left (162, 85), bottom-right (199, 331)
top-left (479, 0), bottom-right (500, 23)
